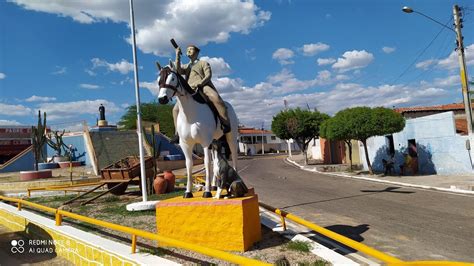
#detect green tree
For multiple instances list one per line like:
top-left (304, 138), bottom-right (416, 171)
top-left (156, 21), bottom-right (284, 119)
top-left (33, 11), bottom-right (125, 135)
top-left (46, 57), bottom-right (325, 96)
top-left (272, 108), bottom-right (329, 165)
top-left (320, 114), bottom-right (356, 170)
top-left (118, 102), bottom-right (175, 138)
top-left (323, 107), bottom-right (405, 174)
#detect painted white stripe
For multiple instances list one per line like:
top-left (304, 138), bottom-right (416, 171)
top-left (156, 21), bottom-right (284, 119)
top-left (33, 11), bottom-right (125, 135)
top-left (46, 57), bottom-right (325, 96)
top-left (260, 208), bottom-right (361, 265)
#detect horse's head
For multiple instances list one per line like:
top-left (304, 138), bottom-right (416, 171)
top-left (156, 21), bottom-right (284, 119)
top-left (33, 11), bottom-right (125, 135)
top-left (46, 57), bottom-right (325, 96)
top-left (157, 61), bottom-right (179, 105)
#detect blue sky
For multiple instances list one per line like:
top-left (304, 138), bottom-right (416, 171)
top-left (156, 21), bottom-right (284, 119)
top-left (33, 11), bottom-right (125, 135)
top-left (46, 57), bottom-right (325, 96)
top-left (1, 0), bottom-right (473, 131)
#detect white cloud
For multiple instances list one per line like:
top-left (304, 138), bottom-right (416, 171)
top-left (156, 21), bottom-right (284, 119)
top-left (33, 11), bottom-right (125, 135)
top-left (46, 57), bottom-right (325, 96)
top-left (272, 48), bottom-right (294, 65)
top-left (201, 56), bottom-right (232, 77)
top-left (10, 1), bottom-right (271, 56)
top-left (25, 95), bottom-right (57, 102)
top-left (0, 119), bottom-right (22, 125)
top-left (140, 81), bottom-right (159, 96)
top-left (0, 103), bottom-right (32, 116)
top-left (80, 83), bottom-right (101, 89)
top-left (332, 50), bottom-right (374, 72)
top-left (416, 59), bottom-right (437, 70)
top-left (215, 69), bottom-right (449, 128)
top-left (317, 58), bottom-right (336, 66)
top-left (433, 75), bottom-right (460, 87)
top-left (51, 66), bottom-right (67, 75)
top-left (300, 43), bottom-right (330, 56)
top-left (91, 58), bottom-right (134, 74)
top-left (85, 69), bottom-right (96, 76)
top-left (0, 73), bottom-right (6, 79)
top-left (36, 100), bottom-right (120, 121)
top-left (432, 44), bottom-right (474, 70)
top-left (382, 46), bottom-right (396, 54)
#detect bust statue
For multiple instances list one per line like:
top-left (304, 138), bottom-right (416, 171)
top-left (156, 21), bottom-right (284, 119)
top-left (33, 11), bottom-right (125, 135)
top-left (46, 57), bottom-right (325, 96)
top-left (99, 104), bottom-right (105, 121)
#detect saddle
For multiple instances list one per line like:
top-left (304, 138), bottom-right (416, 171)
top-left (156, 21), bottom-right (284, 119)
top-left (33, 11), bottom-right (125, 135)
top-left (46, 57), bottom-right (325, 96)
top-left (176, 74), bottom-right (220, 127)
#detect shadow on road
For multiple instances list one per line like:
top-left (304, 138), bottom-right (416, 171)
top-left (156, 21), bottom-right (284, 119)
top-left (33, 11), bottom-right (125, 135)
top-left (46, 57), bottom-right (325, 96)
top-left (280, 186), bottom-right (414, 209)
top-left (307, 224), bottom-right (370, 255)
top-left (360, 186), bottom-right (415, 194)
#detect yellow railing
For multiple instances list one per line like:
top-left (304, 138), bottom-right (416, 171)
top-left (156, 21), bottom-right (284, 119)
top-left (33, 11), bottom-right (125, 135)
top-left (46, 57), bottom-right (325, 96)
top-left (259, 202), bottom-right (474, 266)
top-left (0, 195), bottom-right (270, 266)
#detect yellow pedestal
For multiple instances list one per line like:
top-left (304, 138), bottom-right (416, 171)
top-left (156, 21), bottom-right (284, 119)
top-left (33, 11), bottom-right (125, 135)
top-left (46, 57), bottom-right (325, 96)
top-left (98, 120), bottom-right (108, 126)
top-left (155, 192), bottom-right (261, 251)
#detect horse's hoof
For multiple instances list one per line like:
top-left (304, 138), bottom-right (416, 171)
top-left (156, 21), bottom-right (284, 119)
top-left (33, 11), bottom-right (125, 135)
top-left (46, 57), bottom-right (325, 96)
top-left (211, 186), bottom-right (218, 191)
top-left (202, 192), bottom-right (212, 198)
top-left (183, 192), bottom-right (193, 198)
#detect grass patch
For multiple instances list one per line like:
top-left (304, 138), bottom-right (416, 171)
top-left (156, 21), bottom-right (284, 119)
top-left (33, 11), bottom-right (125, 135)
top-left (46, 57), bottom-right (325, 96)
top-left (138, 247), bottom-right (166, 256)
top-left (100, 204), bottom-right (155, 217)
top-left (147, 189), bottom-right (185, 201)
top-left (285, 240), bottom-right (311, 253)
top-left (29, 194), bottom-right (77, 206)
top-left (297, 260), bottom-right (328, 266)
top-left (103, 195), bottom-right (120, 202)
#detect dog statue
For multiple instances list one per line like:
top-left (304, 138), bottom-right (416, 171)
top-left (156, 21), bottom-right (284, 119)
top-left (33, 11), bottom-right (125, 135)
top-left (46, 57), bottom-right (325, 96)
top-left (211, 140), bottom-right (248, 199)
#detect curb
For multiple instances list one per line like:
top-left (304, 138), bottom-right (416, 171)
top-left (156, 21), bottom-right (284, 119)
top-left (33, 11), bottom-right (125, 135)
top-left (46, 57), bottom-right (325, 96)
top-left (259, 208), bottom-right (364, 265)
top-left (286, 157), bottom-right (474, 195)
top-left (0, 202), bottom-right (179, 265)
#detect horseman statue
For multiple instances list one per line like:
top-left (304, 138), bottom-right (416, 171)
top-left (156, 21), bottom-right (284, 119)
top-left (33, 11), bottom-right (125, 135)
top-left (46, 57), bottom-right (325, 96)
top-left (157, 39), bottom-right (239, 199)
top-left (169, 43), bottom-right (231, 144)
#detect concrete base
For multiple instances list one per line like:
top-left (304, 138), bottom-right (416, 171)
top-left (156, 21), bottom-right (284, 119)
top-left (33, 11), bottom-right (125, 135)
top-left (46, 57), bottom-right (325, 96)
top-left (156, 191), bottom-right (261, 251)
top-left (126, 200), bottom-right (160, 211)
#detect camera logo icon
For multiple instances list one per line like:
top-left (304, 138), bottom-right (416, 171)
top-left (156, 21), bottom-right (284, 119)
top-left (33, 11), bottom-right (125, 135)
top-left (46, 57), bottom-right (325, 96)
top-left (11, 239), bottom-right (25, 254)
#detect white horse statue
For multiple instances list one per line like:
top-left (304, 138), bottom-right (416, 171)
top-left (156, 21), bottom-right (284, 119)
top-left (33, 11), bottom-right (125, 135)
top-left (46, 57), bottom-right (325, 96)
top-left (156, 61), bottom-right (239, 198)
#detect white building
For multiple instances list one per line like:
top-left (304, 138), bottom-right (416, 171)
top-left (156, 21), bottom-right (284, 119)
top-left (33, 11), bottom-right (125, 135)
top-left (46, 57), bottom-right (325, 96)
top-left (238, 127), bottom-right (299, 155)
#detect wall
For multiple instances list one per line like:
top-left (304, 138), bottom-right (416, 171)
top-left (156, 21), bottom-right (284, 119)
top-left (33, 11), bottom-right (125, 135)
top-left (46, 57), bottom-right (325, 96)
top-left (0, 148), bottom-right (35, 173)
top-left (46, 133), bottom-right (89, 165)
top-left (360, 111), bottom-right (473, 175)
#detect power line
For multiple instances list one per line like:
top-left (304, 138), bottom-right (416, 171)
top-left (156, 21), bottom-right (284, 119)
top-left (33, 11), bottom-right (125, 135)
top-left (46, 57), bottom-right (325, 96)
top-left (390, 16), bottom-right (452, 85)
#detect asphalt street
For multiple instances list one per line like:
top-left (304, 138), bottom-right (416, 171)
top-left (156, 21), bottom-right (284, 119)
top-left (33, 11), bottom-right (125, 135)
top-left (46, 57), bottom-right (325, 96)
top-left (239, 155), bottom-right (474, 262)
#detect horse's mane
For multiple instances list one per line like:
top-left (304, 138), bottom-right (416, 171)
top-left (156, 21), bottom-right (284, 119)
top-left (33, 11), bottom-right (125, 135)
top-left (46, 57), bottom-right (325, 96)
top-left (160, 66), bottom-right (206, 104)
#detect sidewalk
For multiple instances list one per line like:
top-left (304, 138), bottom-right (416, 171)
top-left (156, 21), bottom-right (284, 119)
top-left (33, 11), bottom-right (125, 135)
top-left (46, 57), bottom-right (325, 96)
top-left (287, 154), bottom-right (474, 195)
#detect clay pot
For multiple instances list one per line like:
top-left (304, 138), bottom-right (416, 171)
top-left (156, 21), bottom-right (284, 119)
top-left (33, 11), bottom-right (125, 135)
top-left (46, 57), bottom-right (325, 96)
top-left (163, 170), bottom-right (176, 193)
top-left (153, 176), bottom-right (168, 195)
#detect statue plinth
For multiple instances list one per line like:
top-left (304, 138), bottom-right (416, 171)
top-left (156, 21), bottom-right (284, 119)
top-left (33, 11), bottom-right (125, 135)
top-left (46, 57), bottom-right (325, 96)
top-left (155, 190), bottom-right (261, 251)
top-left (98, 120), bottom-right (108, 127)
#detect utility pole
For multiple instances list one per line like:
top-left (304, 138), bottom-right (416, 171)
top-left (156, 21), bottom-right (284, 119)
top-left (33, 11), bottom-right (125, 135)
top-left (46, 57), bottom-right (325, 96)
top-left (261, 122), bottom-right (265, 155)
top-left (453, 5), bottom-right (473, 135)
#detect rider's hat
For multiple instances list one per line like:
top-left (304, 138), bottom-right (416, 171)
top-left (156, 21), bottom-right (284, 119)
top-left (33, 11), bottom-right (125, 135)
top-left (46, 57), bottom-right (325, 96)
top-left (187, 44), bottom-right (200, 53)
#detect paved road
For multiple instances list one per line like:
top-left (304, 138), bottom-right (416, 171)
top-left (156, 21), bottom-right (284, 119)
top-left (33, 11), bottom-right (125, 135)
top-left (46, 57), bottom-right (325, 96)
top-left (240, 155), bottom-right (474, 262)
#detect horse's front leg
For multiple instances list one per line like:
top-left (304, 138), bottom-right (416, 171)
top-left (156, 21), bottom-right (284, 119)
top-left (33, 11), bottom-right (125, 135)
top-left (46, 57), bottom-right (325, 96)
top-left (202, 146), bottom-right (212, 198)
top-left (181, 142), bottom-right (194, 198)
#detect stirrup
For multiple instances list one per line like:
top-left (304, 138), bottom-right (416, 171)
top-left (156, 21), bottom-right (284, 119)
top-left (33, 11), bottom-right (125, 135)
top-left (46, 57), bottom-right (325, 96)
top-left (221, 122), bottom-right (231, 134)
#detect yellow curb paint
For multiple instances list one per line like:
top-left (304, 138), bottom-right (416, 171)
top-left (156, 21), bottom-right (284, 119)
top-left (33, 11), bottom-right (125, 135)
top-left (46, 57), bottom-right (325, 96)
top-left (0, 208), bottom-right (137, 265)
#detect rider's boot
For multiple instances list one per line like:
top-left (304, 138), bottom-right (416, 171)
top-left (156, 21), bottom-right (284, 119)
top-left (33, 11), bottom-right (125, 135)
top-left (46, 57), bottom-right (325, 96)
top-left (220, 117), bottom-right (231, 134)
top-left (170, 133), bottom-right (180, 144)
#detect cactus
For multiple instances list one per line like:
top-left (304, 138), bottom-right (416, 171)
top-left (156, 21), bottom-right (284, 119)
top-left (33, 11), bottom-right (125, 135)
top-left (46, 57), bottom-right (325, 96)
top-left (32, 110), bottom-right (48, 171)
top-left (47, 129), bottom-right (67, 157)
top-left (143, 125), bottom-right (161, 195)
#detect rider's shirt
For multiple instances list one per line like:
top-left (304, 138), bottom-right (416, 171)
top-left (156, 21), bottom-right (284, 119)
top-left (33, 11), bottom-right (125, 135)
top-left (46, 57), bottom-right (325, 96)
top-left (177, 59), bottom-right (216, 91)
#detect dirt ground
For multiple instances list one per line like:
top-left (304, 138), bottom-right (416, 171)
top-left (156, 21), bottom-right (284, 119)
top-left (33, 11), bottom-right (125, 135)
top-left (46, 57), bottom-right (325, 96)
top-left (6, 189), bottom-right (328, 265)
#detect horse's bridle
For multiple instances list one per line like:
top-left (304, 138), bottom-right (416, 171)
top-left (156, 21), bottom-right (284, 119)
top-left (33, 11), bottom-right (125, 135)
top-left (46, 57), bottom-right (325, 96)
top-left (159, 67), bottom-right (181, 97)
top-left (159, 67), bottom-right (198, 97)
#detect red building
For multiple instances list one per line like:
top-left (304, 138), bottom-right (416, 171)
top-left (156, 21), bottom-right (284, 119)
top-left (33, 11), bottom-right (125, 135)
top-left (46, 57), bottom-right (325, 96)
top-left (0, 126), bottom-right (33, 164)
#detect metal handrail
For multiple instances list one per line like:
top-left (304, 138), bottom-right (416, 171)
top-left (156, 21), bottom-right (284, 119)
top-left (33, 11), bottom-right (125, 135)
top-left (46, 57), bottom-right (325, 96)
top-left (0, 196), bottom-right (270, 266)
top-left (260, 203), bottom-right (474, 265)
top-left (259, 202), bottom-right (402, 264)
